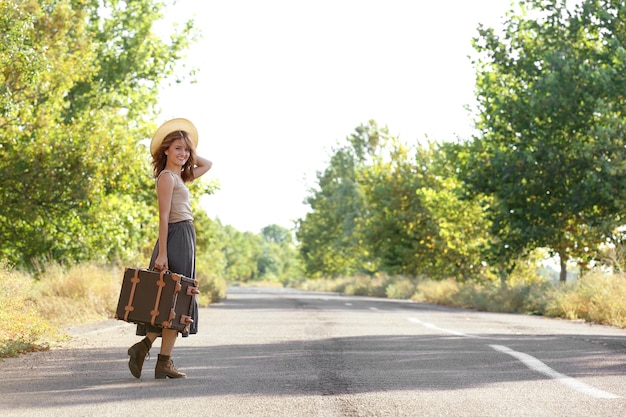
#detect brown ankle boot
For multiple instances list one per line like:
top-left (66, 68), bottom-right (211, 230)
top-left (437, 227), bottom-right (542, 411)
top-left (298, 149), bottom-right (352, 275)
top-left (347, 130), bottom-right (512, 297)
top-left (155, 354), bottom-right (186, 379)
top-left (127, 337), bottom-right (152, 378)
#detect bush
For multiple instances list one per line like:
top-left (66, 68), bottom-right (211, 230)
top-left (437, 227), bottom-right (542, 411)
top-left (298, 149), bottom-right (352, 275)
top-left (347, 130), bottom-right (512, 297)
top-left (548, 272), bottom-right (626, 327)
top-left (413, 278), bottom-right (459, 304)
top-left (344, 275), bottom-right (374, 296)
top-left (0, 261), bottom-right (60, 358)
top-left (0, 259), bottom-right (229, 358)
top-left (197, 271), bottom-right (227, 306)
top-left (292, 271), bottom-right (626, 329)
top-left (368, 274), bottom-right (394, 298)
top-left (33, 262), bottom-right (121, 325)
top-left (386, 278), bottom-right (416, 299)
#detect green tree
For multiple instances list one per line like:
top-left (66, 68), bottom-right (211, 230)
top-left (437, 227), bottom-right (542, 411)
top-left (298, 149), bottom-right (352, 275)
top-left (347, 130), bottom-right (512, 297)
top-left (0, 0), bottom-right (196, 267)
top-left (357, 136), bottom-right (426, 276)
top-left (298, 121), bottom-right (490, 281)
top-left (463, 0), bottom-right (626, 282)
top-left (220, 226), bottom-right (263, 282)
top-left (359, 139), bottom-right (489, 280)
top-left (297, 121), bottom-right (384, 277)
top-left (258, 224), bottom-right (303, 283)
top-left (414, 142), bottom-right (490, 281)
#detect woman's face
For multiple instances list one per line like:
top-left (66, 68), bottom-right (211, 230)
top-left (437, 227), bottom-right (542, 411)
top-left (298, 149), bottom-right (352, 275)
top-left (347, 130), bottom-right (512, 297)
top-left (164, 138), bottom-right (191, 167)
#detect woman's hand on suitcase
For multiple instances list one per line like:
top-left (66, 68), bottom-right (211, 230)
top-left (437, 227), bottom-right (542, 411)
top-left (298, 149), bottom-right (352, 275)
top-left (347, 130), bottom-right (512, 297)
top-left (154, 254), bottom-right (168, 272)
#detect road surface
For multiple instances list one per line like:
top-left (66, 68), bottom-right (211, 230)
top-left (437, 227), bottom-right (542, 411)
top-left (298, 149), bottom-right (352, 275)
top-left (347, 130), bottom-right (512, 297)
top-left (1, 287), bottom-right (625, 416)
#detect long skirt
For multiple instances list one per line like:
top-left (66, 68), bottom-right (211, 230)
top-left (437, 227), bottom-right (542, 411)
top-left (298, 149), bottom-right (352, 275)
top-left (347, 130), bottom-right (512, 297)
top-left (136, 220), bottom-right (198, 337)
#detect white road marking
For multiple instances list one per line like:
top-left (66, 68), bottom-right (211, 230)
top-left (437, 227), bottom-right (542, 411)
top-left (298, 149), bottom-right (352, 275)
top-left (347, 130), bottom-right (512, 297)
top-left (407, 317), bottom-right (482, 338)
top-left (407, 317), bottom-right (621, 399)
top-left (344, 303), bottom-right (352, 306)
top-left (369, 307), bottom-right (379, 311)
top-left (490, 344), bottom-right (620, 399)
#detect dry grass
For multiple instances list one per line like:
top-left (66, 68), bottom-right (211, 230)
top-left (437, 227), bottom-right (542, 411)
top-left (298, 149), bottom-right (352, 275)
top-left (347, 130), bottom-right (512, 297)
top-left (548, 272), bottom-right (626, 327)
top-left (3, 262), bottom-right (626, 359)
top-left (0, 261), bottom-right (227, 358)
top-left (33, 262), bottom-right (122, 326)
top-left (413, 278), bottom-right (459, 304)
top-left (0, 262), bottom-right (60, 357)
top-left (293, 271), bottom-right (626, 328)
top-left (196, 271), bottom-right (228, 306)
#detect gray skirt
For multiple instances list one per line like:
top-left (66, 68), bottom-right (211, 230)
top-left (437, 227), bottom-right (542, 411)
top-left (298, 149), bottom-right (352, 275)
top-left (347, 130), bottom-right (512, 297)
top-left (136, 220), bottom-right (198, 337)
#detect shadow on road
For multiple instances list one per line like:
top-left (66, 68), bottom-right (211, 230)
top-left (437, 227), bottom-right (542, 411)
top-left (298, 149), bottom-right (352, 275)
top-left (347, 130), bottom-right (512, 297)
top-left (1, 332), bottom-right (624, 409)
top-left (1, 287), bottom-right (624, 410)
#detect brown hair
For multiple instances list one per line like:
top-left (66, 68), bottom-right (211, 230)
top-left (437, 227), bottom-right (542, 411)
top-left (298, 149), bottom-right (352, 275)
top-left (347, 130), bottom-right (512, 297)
top-left (152, 130), bottom-right (197, 182)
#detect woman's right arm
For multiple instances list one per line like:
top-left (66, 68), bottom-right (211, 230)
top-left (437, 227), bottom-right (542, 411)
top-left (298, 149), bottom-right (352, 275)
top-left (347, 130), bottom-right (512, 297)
top-left (193, 155), bottom-right (212, 179)
top-left (154, 173), bottom-right (174, 271)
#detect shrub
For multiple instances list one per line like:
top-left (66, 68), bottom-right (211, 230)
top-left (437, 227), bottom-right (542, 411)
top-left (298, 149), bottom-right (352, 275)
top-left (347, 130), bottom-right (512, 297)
top-left (0, 261), bottom-right (59, 358)
top-left (386, 278), bottom-right (416, 299)
top-left (368, 274), bottom-right (394, 298)
top-left (344, 275), bottom-right (374, 296)
top-left (283, 270), bottom-right (626, 329)
top-left (33, 262), bottom-right (121, 325)
top-left (0, 259), bottom-right (228, 358)
top-left (549, 272), bottom-right (626, 327)
top-left (197, 271), bottom-right (227, 306)
top-left (413, 278), bottom-right (459, 304)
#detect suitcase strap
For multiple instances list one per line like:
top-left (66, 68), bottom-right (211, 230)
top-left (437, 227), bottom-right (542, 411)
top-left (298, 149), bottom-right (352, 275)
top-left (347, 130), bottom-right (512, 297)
top-left (151, 270), bottom-right (168, 326)
top-left (123, 269), bottom-right (141, 321)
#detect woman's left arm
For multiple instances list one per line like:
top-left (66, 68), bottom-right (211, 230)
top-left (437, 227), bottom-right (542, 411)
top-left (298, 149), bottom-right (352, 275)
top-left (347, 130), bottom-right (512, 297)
top-left (193, 155), bottom-right (213, 179)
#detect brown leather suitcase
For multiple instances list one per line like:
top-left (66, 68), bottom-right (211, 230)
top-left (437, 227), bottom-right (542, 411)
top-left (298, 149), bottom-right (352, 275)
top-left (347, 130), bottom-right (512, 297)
top-left (115, 268), bottom-right (198, 334)
top-left (174, 275), bottom-right (199, 334)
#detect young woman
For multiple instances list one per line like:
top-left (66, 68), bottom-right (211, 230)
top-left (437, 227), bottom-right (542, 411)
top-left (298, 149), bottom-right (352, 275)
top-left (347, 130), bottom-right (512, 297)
top-left (127, 118), bottom-right (212, 379)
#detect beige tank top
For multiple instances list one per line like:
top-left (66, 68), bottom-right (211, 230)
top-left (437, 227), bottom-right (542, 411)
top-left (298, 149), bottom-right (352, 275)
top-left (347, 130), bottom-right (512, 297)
top-left (157, 170), bottom-right (193, 223)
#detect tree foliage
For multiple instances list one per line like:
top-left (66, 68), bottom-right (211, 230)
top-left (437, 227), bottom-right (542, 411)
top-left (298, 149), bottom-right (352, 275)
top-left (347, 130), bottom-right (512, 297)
top-left (298, 121), bottom-right (489, 281)
top-left (297, 122), bottom-right (380, 278)
top-left (258, 224), bottom-right (303, 282)
top-left (0, 0), bottom-right (300, 287)
top-left (0, 0), bottom-right (196, 267)
top-left (461, 0), bottom-right (626, 281)
top-left (216, 224), bottom-right (302, 283)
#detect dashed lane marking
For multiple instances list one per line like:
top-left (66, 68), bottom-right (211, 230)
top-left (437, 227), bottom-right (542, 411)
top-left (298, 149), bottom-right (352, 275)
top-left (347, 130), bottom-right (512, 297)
top-left (407, 317), bottom-right (482, 338)
top-left (490, 344), bottom-right (620, 399)
top-left (407, 317), bottom-right (621, 399)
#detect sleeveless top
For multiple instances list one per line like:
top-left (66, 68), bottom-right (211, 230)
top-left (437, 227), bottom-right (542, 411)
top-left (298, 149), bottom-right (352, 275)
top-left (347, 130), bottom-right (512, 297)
top-left (157, 170), bottom-right (193, 223)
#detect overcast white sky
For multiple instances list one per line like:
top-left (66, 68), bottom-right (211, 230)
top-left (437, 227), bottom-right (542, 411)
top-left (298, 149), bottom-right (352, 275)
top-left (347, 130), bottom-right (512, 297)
top-left (156, 0), bottom-right (513, 233)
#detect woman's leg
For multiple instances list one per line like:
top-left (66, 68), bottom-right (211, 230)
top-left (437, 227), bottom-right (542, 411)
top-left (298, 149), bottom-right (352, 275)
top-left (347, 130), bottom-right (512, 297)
top-left (146, 332), bottom-right (159, 344)
top-left (159, 328), bottom-right (177, 356)
top-left (155, 328), bottom-right (186, 379)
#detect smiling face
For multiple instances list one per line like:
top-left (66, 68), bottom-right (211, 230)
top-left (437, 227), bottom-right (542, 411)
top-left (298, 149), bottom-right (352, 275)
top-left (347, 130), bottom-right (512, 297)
top-left (165, 138), bottom-right (191, 169)
top-left (153, 130), bottom-right (197, 181)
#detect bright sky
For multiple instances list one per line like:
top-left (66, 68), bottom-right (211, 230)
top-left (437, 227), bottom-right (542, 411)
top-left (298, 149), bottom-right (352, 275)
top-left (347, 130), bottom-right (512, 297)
top-left (156, 0), bottom-right (512, 233)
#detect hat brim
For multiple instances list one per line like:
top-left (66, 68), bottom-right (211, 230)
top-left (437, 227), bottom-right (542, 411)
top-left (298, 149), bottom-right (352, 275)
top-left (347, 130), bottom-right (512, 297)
top-left (150, 118), bottom-right (198, 157)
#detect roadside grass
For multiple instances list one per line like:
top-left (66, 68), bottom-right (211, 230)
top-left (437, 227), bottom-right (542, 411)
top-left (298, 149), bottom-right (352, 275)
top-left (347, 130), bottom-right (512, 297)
top-left (547, 272), bottom-right (626, 327)
top-left (3, 260), bottom-right (625, 359)
top-left (33, 262), bottom-right (122, 327)
top-left (0, 262), bottom-right (59, 357)
top-left (292, 271), bottom-right (626, 328)
top-left (0, 261), bottom-right (227, 359)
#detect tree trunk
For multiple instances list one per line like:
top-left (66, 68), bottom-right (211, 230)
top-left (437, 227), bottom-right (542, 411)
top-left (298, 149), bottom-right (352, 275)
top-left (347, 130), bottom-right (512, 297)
top-left (499, 268), bottom-right (508, 289)
top-left (559, 253), bottom-right (567, 283)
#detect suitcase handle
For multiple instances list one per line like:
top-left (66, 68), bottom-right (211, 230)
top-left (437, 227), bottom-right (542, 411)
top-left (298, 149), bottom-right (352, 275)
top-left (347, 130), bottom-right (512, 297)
top-left (186, 286), bottom-right (200, 296)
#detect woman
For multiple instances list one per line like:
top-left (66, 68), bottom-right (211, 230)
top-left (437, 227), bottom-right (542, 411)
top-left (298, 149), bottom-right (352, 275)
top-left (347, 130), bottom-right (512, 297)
top-left (127, 118), bottom-right (212, 379)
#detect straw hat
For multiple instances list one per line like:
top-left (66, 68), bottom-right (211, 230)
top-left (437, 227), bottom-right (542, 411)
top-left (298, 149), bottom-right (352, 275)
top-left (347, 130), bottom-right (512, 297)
top-left (150, 118), bottom-right (198, 157)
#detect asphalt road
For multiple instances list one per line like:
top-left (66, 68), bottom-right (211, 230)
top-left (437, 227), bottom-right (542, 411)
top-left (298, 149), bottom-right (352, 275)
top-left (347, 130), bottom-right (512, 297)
top-left (1, 287), bottom-right (625, 417)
